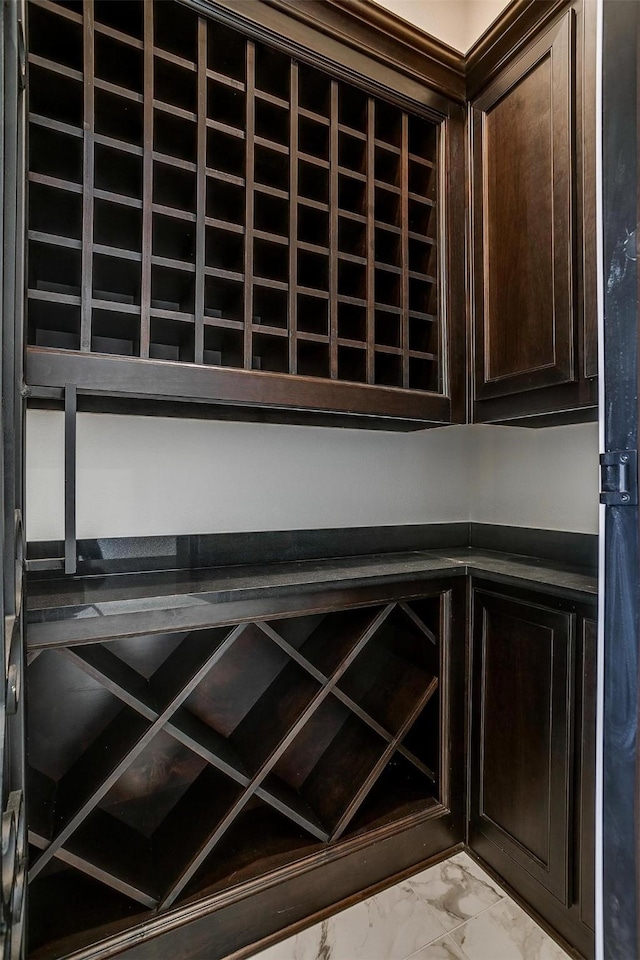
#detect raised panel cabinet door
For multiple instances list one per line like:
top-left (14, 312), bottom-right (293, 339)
top-left (470, 589), bottom-right (574, 904)
top-left (472, 10), bottom-right (576, 400)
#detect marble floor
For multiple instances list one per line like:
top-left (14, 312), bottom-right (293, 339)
top-left (249, 852), bottom-right (572, 960)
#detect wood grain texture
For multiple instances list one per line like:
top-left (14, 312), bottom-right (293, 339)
top-left (468, 589), bottom-right (596, 960)
top-left (472, 0), bottom-right (598, 425)
top-left (465, 0), bottom-right (570, 98)
top-left (470, 586), bottom-right (574, 904)
top-left (481, 610), bottom-right (554, 863)
top-left (580, 0), bottom-right (597, 380)
top-left (25, 347), bottom-right (452, 422)
top-left (26, 0), bottom-right (455, 428)
top-left (485, 54), bottom-right (555, 378)
top-left (473, 11), bottom-right (575, 402)
top-left (264, 0), bottom-right (465, 104)
top-left (25, 582), bottom-right (463, 958)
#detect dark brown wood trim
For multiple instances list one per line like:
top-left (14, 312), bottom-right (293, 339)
top-left (45, 807), bottom-right (461, 960)
top-left (580, 0), bottom-right (598, 380)
top-left (203, 0), bottom-right (575, 110)
top-left (473, 378), bottom-right (598, 426)
top-left (471, 10), bottom-right (576, 402)
top-left (80, 0), bottom-right (95, 354)
top-left (25, 347), bottom-right (452, 423)
top-left (263, 0), bottom-right (466, 103)
top-left (227, 842), bottom-right (464, 960)
top-left (442, 103), bottom-right (467, 423)
top-left (30, 580), bottom-right (467, 960)
top-left (187, 0), bottom-right (456, 115)
top-left (465, 0), bottom-right (571, 99)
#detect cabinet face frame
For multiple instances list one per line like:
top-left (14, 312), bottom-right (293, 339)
top-left (471, 10), bottom-right (576, 402)
top-left (23, 0), bottom-right (467, 429)
top-left (469, 585), bottom-right (575, 905)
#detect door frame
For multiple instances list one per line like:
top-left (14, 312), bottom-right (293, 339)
top-left (597, 1), bottom-right (640, 957)
top-left (1, 1), bottom-right (27, 957)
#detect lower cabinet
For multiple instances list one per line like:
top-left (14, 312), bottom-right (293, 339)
top-left (469, 581), bottom-right (596, 958)
top-left (26, 579), bottom-right (466, 959)
top-left (24, 571), bottom-right (597, 959)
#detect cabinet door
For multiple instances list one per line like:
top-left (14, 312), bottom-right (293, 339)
top-left (472, 11), bottom-right (575, 402)
top-left (470, 588), bottom-right (574, 904)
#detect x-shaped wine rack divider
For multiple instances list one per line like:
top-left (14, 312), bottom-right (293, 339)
top-left (28, 600), bottom-right (438, 910)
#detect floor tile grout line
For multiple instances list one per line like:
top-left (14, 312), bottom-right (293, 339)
top-left (249, 854), bottom-right (570, 960)
top-left (446, 896), bottom-right (574, 960)
top-left (445, 893), bottom-right (512, 933)
top-left (403, 870), bottom-right (507, 936)
top-left (401, 929), bottom-right (474, 960)
top-left (451, 930), bottom-right (475, 960)
top-left (303, 879), bottom-right (452, 960)
top-left (405, 854), bottom-right (508, 905)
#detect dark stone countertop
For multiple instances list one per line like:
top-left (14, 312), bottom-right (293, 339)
top-left (432, 547), bottom-right (598, 598)
top-left (26, 548), bottom-right (596, 648)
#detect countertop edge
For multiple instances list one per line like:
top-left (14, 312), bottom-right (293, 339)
top-left (26, 549), bottom-right (597, 649)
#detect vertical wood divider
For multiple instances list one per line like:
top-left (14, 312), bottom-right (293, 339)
top-left (329, 81), bottom-right (339, 379)
top-left (64, 384), bottom-right (77, 576)
top-left (435, 126), bottom-right (441, 391)
top-left (401, 114), bottom-right (409, 388)
top-left (80, 0), bottom-right (94, 352)
top-left (194, 17), bottom-right (207, 364)
top-left (243, 42), bottom-right (255, 370)
top-left (288, 62), bottom-right (298, 374)
top-left (366, 98), bottom-right (375, 384)
top-left (140, 1), bottom-right (154, 359)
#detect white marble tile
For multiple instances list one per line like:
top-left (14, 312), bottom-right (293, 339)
top-left (251, 882), bottom-right (447, 960)
top-left (449, 897), bottom-right (572, 960)
top-left (407, 852), bottom-right (505, 931)
top-left (406, 932), bottom-right (470, 959)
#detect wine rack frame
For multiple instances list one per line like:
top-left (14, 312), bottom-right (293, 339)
top-left (25, 0), bottom-right (466, 427)
top-left (26, 584), bottom-right (459, 958)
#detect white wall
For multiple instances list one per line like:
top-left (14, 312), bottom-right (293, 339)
top-left (374, 0), bottom-right (511, 53)
top-left (25, 412), bottom-right (598, 541)
top-left (470, 422), bottom-right (599, 533)
top-left (26, 413), bottom-right (472, 540)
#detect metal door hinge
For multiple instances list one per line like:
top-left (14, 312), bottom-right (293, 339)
top-left (600, 450), bottom-right (638, 505)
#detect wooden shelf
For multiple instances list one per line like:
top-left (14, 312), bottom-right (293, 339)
top-left (26, 0), bottom-right (444, 400)
top-left (26, 593), bottom-right (443, 953)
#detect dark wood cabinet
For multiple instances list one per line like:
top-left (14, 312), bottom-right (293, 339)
top-left (15, 0), bottom-right (605, 954)
top-left (26, 579), bottom-right (466, 959)
top-left (24, 0), bottom-right (602, 429)
top-left (24, 0), bottom-right (466, 429)
top-left (469, 586), bottom-right (574, 902)
top-left (469, 582), bottom-right (596, 958)
top-left (471, 1), bottom-right (598, 425)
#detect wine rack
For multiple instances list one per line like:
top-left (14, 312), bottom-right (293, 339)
top-left (26, 0), bottom-right (442, 396)
top-left (26, 594), bottom-right (444, 956)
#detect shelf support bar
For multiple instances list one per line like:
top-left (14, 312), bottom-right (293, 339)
top-left (64, 383), bottom-right (77, 576)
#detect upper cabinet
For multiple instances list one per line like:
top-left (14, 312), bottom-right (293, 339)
top-left (24, 0), bottom-right (600, 430)
top-left (25, 0), bottom-right (466, 429)
top-left (470, 0), bottom-right (598, 425)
